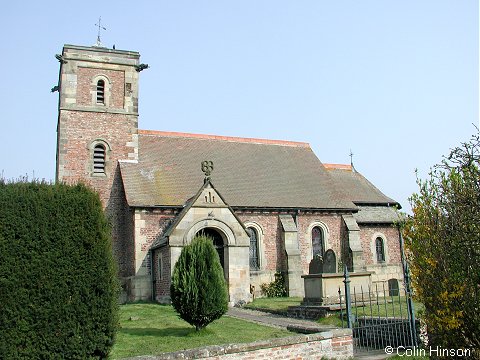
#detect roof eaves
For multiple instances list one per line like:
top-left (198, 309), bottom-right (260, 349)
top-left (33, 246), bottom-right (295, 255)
top-left (353, 201), bottom-right (401, 209)
top-left (150, 236), bottom-right (168, 251)
top-left (356, 219), bottom-right (397, 225)
top-left (231, 205), bottom-right (358, 213)
top-left (130, 205), bottom-right (184, 209)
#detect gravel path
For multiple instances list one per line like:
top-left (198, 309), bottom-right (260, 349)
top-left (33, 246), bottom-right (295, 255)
top-left (226, 307), bottom-right (335, 332)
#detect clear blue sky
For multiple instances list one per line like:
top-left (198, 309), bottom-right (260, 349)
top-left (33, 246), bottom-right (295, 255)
top-left (1, 1), bottom-right (478, 212)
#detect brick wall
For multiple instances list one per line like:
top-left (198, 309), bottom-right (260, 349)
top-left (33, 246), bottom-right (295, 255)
top-left (359, 224), bottom-right (401, 266)
top-left (134, 209), bottom-right (177, 276)
top-left (56, 46), bottom-right (139, 198)
top-left (153, 246), bottom-right (171, 301)
top-left (297, 213), bottom-right (343, 274)
top-left (138, 212), bottom-right (175, 252)
top-left (237, 212), bottom-right (285, 296)
top-left (57, 110), bottom-right (137, 205)
top-left (237, 212), bottom-right (345, 275)
top-left (359, 224), bottom-right (403, 286)
top-left (237, 212), bottom-right (347, 297)
top-left (237, 213), bottom-right (284, 272)
top-left (107, 167), bottom-right (135, 278)
top-left (76, 67), bottom-right (125, 109)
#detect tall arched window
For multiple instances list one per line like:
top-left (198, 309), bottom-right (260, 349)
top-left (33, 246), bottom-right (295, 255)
top-left (312, 226), bottom-right (325, 258)
top-left (93, 144), bottom-right (106, 174)
top-left (96, 79), bottom-right (105, 104)
top-left (376, 237), bottom-right (385, 262)
top-left (248, 227), bottom-right (260, 270)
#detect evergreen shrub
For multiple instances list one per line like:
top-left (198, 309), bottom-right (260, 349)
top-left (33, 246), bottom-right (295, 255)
top-left (170, 235), bottom-right (228, 330)
top-left (0, 181), bottom-right (119, 359)
top-left (260, 272), bottom-right (287, 297)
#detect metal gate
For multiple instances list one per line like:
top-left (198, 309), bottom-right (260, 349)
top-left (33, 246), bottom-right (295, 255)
top-left (338, 267), bottom-right (418, 353)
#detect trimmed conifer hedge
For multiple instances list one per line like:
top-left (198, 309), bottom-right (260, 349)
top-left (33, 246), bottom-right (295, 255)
top-left (0, 181), bottom-right (119, 359)
top-left (170, 235), bottom-right (228, 331)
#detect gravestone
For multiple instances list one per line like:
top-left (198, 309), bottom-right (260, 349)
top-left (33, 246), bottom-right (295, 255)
top-left (308, 254), bottom-right (323, 274)
top-left (323, 250), bottom-right (336, 273)
top-left (388, 278), bottom-right (399, 296)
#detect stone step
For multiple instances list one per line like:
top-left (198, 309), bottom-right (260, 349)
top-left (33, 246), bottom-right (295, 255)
top-left (287, 305), bottom-right (328, 320)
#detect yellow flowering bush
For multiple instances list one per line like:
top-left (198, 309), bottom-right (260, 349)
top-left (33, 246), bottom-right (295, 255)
top-left (404, 133), bottom-right (480, 354)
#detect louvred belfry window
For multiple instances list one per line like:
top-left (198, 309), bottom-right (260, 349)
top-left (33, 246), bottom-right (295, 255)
top-left (93, 144), bottom-right (106, 174)
top-left (96, 79), bottom-right (105, 104)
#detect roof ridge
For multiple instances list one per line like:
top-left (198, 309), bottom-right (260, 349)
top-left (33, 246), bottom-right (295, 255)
top-left (324, 163), bottom-right (353, 170)
top-left (138, 129), bottom-right (310, 148)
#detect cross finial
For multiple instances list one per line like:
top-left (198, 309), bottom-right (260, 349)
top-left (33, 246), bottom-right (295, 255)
top-left (349, 149), bottom-right (356, 172)
top-left (94, 16), bottom-right (107, 47)
top-left (201, 161), bottom-right (214, 182)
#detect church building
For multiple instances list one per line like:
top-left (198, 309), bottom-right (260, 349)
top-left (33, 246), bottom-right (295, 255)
top-left (55, 44), bottom-right (403, 305)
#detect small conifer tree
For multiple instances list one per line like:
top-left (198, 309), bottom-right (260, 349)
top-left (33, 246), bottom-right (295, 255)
top-left (170, 235), bottom-right (228, 330)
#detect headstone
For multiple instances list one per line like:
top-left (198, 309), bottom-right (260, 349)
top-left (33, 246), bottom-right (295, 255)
top-left (308, 254), bottom-right (324, 274)
top-left (323, 249), bottom-right (337, 273)
top-left (388, 278), bottom-right (399, 296)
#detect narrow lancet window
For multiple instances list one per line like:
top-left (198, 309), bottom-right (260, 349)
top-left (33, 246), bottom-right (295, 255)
top-left (376, 237), bottom-right (385, 262)
top-left (312, 226), bottom-right (324, 258)
top-left (248, 227), bottom-right (260, 270)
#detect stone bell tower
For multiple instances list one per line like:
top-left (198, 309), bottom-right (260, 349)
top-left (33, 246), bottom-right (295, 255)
top-left (55, 44), bottom-right (141, 206)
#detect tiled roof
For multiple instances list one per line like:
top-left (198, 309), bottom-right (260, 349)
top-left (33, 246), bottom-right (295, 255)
top-left (325, 165), bottom-right (399, 207)
top-left (119, 130), bottom-right (356, 209)
top-left (353, 206), bottom-right (402, 224)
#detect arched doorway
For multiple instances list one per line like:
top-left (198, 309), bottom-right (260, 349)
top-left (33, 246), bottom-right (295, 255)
top-left (195, 228), bottom-right (226, 272)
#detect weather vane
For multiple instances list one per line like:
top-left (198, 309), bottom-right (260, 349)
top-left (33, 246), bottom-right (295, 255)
top-left (201, 161), bottom-right (214, 182)
top-left (94, 16), bottom-right (106, 47)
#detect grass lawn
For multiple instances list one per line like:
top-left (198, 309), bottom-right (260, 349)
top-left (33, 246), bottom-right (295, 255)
top-left (244, 296), bottom-right (303, 312)
top-left (350, 297), bottom-right (424, 319)
top-left (109, 303), bottom-right (292, 359)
